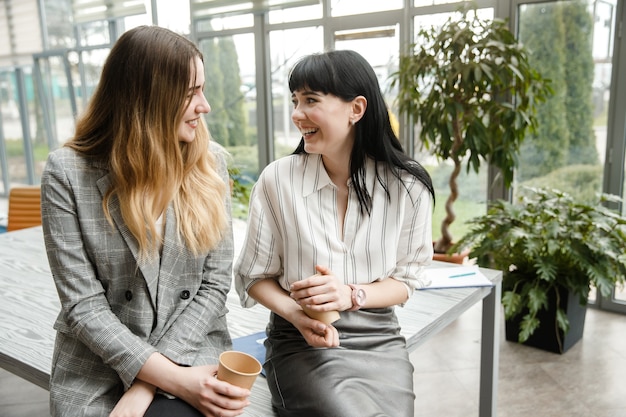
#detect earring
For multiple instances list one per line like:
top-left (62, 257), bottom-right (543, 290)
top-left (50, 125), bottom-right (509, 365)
top-left (350, 119), bottom-right (355, 126)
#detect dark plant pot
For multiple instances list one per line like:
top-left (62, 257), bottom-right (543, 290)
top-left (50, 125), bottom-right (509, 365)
top-left (505, 286), bottom-right (587, 354)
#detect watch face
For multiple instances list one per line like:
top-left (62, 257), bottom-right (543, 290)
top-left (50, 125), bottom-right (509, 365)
top-left (356, 288), bottom-right (366, 305)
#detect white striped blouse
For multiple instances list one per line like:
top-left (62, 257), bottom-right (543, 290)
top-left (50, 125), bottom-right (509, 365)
top-left (234, 153), bottom-right (433, 308)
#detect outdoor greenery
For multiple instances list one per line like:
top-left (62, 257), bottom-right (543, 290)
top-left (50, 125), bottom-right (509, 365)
top-left (228, 166), bottom-right (252, 219)
top-left (426, 162), bottom-right (486, 240)
top-left (4, 139), bottom-right (49, 162)
top-left (517, 1), bottom-right (599, 181)
top-left (202, 36), bottom-right (252, 149)
top-left (392, 5), bottom-right (553, 254)
top-left (517, 164), bottom-right (603, 203)
top-left (452, 187), bottom-right (626, 343)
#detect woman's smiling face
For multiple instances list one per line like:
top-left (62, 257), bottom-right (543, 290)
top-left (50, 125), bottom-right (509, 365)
top-left (290, 88), bottom-right (356, 157)
top-left (178, 56), bottom-right (210, 143)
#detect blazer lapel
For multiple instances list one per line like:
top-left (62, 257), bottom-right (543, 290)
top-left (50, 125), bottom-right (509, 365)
top-left (151, 205), bottom-right (197, 337)
top-left (96, 175), bottom-right (160, 308)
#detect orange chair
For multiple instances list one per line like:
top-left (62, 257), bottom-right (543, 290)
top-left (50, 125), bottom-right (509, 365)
top-left (7, 186), bottom-right (42, 231)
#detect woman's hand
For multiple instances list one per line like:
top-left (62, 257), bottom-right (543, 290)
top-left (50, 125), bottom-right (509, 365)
top-left (109, 380), bottom-right (156, 417)
top-left (136, 355), bottom-right (251, 417)
top-left (289, 265), bottom-right (352, 312)
top-left (170, 364), bottom-right (250, 417)
top-left (291, 310), bottom-right (340, 348)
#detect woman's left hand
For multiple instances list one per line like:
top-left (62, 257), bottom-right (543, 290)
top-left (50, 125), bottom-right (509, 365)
top-left (289, 265), bottom-right (352, 312)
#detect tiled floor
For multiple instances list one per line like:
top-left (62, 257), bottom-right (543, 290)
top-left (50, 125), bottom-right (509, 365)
top-left (1, 201), bottom-right (625, 417)
top-left (410, 303), bottom-right (626, 417)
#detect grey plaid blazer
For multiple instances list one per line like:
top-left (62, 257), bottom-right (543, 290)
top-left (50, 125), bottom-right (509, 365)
top-left (41, 144), bottom-right (234, 417)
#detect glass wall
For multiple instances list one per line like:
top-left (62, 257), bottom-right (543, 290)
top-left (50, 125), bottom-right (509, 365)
top-left (0, 67), bottom-right (44, 191)
top-left (197, 33), bottom-right (259, 218)
top-left (271, 26), bottom-right (324, 159)
top-left (330, 0), bottom-right (403, 16)
top-left (1, 1), bottom-right (625, 313)
top-left (513, 0), bottom-right (625, 311)
top-left (334, 24), bottom-right (399, 109)
top-left (410, 9), bottom-right (494, 245)
top-left (0, 69), bottom-right (26, 192)
top-left (515, 1), bottom-right (611, 203)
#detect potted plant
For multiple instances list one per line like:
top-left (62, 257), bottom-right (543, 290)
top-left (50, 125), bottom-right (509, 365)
top-left (452, 187), bottom-right (626, 353)
top-left (391, 6), bottom-right (553, 256)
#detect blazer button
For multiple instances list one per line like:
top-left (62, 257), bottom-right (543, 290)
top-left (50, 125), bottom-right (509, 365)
top-left (180, 290), bottom-right (190, 300)
top-left (125, 290), bottom-right (133, 301)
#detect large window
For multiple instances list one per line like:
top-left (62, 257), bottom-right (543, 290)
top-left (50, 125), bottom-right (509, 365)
top-left (515, 0), bottom-right (625, 311)
top-left (330, 0), bottom-right (403, 16)
top-left (270, 27), bottom-right (324, 159)
top-left (410, 9), bottom-right (494, 245)
top-left (196, 33), bottom-right (259, 218)
top-left (0, 67), bottom-right (44, 191)
top-left (515, 1), bottom-right (609, 203)
top-left (334, 24), bottom-right (399, 109)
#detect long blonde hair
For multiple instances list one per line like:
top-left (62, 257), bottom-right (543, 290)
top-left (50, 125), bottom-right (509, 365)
top-left (67, 26), bottom-right (227, 258)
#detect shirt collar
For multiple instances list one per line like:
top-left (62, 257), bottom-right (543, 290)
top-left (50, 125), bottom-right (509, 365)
top-left (302, 154), bottom-right (332, 197)
top-left (301, 154), bottom-right (378, 198)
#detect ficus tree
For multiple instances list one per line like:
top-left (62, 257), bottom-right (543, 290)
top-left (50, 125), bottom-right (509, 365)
top-left (392, 6), bottom-right (553, 254)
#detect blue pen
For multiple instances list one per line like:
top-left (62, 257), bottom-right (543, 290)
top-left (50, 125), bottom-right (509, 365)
top-left (449, 272), bottom-right (476, 279)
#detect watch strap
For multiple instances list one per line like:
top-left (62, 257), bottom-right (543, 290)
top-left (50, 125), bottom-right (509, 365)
top-left (347, 284), bottom-right (363, 311)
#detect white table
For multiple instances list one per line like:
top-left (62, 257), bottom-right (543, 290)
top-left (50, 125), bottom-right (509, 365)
top-left (0, 226), bottom-right (501, 416)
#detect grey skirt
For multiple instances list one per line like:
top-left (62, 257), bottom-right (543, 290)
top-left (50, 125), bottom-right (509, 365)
top-left (263, 307), bottom-right (415, 417)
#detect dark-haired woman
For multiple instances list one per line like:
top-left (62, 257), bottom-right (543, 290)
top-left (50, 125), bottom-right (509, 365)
top-left (235, 50), bottom-right (435, 417)
top-left (42, 26), bottom-right (250, 417)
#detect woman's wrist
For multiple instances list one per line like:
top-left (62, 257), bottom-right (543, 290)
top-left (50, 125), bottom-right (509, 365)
top-left (346, 284), bottom-right (367, 311)
top-left (131, 379), bottom-right (157, 394)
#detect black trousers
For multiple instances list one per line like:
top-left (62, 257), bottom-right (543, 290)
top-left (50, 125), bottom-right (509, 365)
top-left (144, 394), bottom-right (203, 417)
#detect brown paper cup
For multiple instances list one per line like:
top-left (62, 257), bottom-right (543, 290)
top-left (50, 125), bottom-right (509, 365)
top-left (302, 306), bottom-right (340, 325)
top-left (217, 351), bottom-right (262, 390)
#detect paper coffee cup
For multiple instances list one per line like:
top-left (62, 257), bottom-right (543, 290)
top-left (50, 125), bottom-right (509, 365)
top-left (217, 350), bottom-right (262, 390)
top-left (302, 305), bottom-right (340, 325)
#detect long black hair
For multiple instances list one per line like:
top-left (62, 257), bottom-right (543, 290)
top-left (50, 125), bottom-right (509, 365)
top-left (289, 49), bottom-right (435, 214)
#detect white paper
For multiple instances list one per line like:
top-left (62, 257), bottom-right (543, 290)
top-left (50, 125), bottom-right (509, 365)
top-left (420, 266), bottom-right (493, 290)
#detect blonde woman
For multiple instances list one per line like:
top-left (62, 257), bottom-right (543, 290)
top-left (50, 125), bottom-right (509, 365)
top-left (41, 26), bottom-right (249, 417)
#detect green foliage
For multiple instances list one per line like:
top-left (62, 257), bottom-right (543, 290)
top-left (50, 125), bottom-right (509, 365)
top-left (203, 36), bottom-right (251, 148)
top-left (203, 39), bottom-right (229, 145)
top-left (224, 146), bottom-right (257, 219)
top-left (518, 164), bottom-right (603, 203)
top-left (426, 161), bottom-right (486, 241)
top-left (228, 166), bottom-right (252, 219)
top-left (562, 1), bottom-right (597, 166)
top-left (426, 160), bottom-right (487, 203)
top-left (517, 3), bottom-right (568, 181)
top-left (225, 145), bottom-right (259, 179)
top-left (391, 5), bottom-right (553, 252)
top-left (4, 139), bottom-right (27, 158)
top-left (219, 37), bottom-right (249, 147)
top-left (452, 187), bottom-right (626, 342)
top-left (4, 139), bottom-right (49, 162)
top-left (430, 192), bottom-right (483, 242)
top-left (517, 1), bottom-right (597, 181)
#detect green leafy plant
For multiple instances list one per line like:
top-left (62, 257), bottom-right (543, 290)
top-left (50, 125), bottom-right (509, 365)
top-left (228, 166), bottom-right (251, 218)
top-left (452, 187), bottom-right (626, 343)
top-left (391, 5), bottom-right (553, 254)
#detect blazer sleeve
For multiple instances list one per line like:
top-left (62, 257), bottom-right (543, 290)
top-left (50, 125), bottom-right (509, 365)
top-left (41, 150), bottom-right (157, 389)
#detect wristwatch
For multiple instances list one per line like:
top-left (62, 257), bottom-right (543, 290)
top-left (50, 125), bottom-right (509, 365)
top-left (347, 284), bottom-right (366, 311)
